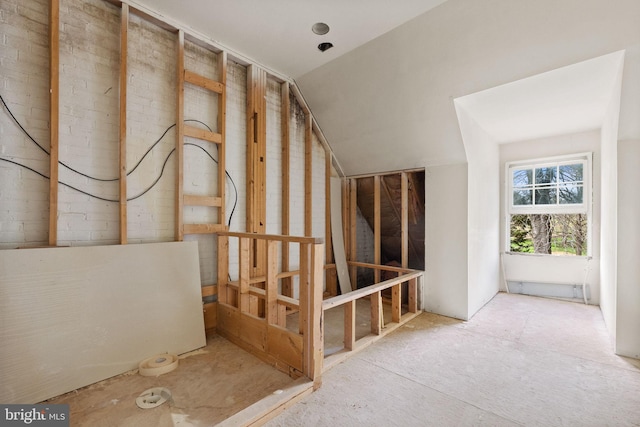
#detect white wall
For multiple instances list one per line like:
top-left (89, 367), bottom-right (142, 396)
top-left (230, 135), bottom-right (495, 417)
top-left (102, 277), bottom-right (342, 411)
top-left (600, 75), bottom-right (624, 350)
top-left (424, 163), bottom-right (468, 319)
top-left (617, 140), bottom-right (640, 359)
top-left (455, 104), bottom-right (501, 318)
top-left (499, 130), bottom-right (602, 304)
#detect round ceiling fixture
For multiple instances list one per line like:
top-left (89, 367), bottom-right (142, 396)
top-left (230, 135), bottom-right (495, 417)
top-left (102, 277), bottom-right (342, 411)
top-left (312, 22), bottom-right (330, 35)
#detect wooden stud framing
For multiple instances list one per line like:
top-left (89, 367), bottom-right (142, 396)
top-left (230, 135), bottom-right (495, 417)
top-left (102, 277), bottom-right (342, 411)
top-left (266, 240), bottom-right (280, 326)
top-left (217, 234), bottom-right (229, 304)
top-left (408, 277), bottom-right (418, 313)
top-left (118, 3), bottom-right (128, 244)
top-left (341, 178), bottom-right (349, 262)
top-left (308, 243), bottom-right (324, 389)
top-left (184, 70), bottom-right (224, 93)
top-left (299, 243), bottom-right (309, 336)
top-left (217, 51), bottom-right (227, 227)
top-left (370, 290), bottom-right (382, 335)
top-left (374, 176), bottom-right (381, 283)
top-left (175, 30), bottom-right (185, 241)
top-left (48, 0), bottom-right (60, 247)
top-left (344, 299), bottom-right (356, 350)
top-left (392, 283), bottom-right (401, 323)
top-left (304, 114), bottom-right (312, 237)
top-left (349, 179), bottom-right (357, 287)
top-left (401, 172), bottom-right (409, 268)
top-left (180, 48), bottom-right (227, 239)
top-left (239, 237), bottom-right (251, 313)
top-left (246, 65), bottom-right (267, 274)
top-left (281, 82), bottom-right (292, 297)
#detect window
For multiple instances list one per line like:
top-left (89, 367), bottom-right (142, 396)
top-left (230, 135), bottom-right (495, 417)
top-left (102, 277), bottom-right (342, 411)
top-left (507, 154), bottom-right (591, 256)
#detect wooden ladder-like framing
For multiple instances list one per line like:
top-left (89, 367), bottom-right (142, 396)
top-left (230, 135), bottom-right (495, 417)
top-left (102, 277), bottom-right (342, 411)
top-left (176, 31), bottom-right (228, 240)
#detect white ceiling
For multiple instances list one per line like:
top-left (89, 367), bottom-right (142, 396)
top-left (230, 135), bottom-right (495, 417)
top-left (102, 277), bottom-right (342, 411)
top-left (129, 0), bottom-right (450, 79)
top-left (454, 51), bottom-right (626, 144)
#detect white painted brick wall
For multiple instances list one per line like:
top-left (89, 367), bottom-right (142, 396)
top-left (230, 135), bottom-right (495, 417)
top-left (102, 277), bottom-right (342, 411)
top-left (126, 13), bottom-right (176, 244)
top-left (57, 0), bottom-right (120, 247)
top-left (0, 0), bottom-right (50, 248)
top-left (0, 2), bottom-right (331, 291)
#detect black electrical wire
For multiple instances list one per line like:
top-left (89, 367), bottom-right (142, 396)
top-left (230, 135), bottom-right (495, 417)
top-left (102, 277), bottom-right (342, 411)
top-left (1, 92), bottom-right (239, 224)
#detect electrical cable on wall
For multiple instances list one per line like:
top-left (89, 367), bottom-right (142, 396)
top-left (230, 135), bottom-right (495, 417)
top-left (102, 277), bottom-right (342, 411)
top-left (0, 92), bottom-right (238, 225)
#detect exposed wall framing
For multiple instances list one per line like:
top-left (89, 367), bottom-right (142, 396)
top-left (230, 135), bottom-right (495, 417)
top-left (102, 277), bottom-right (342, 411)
top-left (345, 169), bottom-right (425, 289)
top-left (48, 0), bottom-right (60, 246)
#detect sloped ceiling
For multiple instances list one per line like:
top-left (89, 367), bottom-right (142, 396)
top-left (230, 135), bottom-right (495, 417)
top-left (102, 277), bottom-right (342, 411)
top-left (129, 0), bottom-right (449, 79)
top-left (130, 0), bottom-right (640, 177)
top-left (297, 0), bottom-right (640, 176)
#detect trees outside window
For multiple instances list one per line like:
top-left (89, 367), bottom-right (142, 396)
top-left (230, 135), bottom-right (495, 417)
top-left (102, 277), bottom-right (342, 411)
top-left (507, 154), bottom-right (590, 256)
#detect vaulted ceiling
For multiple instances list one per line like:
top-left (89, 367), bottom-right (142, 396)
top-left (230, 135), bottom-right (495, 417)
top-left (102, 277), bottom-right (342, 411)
top-left (130, 0), bottom-right (640, 177)
top-left (130, 0), bottom-right (450, 79)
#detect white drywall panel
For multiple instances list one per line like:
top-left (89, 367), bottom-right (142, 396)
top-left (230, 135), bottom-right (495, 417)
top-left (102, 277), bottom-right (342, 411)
top-left (616, 139), bottom-right (640, 359)
top-left (600, 60), bottom-right (624, 347)
top-left (330, 177), bottom-right (352, 294)
top-left (0, 241), bottom-right (205, 404)
top-left (424, 164), bottom-right (468, 320)
top-left (455, 103), bottom-right (501, 319)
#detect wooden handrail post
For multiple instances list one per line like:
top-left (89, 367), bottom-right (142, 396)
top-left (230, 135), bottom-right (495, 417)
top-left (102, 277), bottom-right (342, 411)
top-left (217, 235), bottom-right (229, 304)
top-left (239, 237), bottom-right (250, 312)
top-left (371, 291), bottom-right (382, 335)
top-left (344, 300), bottom-right (356, 351)
top-left (310, 242), bottom-right (324, 389)
top-left (409, 277), bottom-right (418, 313)
top-left (265, 240), bottom-right (279, 325)
top-left (299, 243), bottom-right (309, 336)
top-left (392, 283), bottom-right (401, 323)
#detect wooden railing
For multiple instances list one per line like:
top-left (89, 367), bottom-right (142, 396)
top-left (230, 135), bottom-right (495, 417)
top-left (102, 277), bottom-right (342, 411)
top-left (322, 261), bottom-right (423, 369)
top-left (216, 231), bottom-right (324, 389)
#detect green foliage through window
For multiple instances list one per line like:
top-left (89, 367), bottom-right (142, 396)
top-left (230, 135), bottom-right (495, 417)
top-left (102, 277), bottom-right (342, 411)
top-left (509, 214), bottom-right (587, 256)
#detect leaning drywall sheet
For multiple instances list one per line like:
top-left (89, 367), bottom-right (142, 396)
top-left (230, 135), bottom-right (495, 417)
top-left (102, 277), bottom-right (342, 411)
top-left (330, 177), bottom-right (352, 294)
top-left (0, 241), bottom-right (206, 404)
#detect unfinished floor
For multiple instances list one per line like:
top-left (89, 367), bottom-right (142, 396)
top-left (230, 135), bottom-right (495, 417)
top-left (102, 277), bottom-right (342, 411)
top-left (267, 293), bottom-right (640, 426)
top-left (45, 335), bottom-right (296, 426)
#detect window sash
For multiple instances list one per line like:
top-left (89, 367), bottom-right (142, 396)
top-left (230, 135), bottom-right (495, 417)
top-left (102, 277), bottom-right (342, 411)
top-left (509, 159), bottom-right (587, 214)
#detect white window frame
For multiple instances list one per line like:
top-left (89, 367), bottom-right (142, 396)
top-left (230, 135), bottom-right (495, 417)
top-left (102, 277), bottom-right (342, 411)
top-left (505, 152), bottom-right (592, 256)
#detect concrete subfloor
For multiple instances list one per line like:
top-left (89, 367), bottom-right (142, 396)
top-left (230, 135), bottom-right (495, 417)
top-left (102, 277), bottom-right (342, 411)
top-left (266, 292), bottom-right (640, 427)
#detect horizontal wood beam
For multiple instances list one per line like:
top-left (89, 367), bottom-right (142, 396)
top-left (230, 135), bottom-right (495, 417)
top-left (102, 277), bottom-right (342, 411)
top-left (201, 284), bottom-right (218, 298)
top-left (322, 271), bottom-right (423, 311)
top-left (183, 195), bottom-right (222, 207)
top-left (183, 223), bottom-right (227, 234)
top-left (218, 231), bottom-right (323, 245)
top-left (347, 260), bottom-right (416, 274)
top-left (224, 284), bottom-right (300, 310)
top-left (184, 70), bottom-right (224, 93)
top-left (184, 125), bottom-right (222, 144)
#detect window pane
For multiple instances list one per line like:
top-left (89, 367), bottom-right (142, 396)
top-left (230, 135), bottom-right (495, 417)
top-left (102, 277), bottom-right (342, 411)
top-left (513, 189), bottom-right (532, 205)
top-left (559, 163), bottom-right (583, 183)
top-left (535, 166), bottom-right (556, 184)
top-left (535, 187), bottom-right (556, 204)
top-left (513, 168), bottom-right (532, 188)
top-left (558, 184), bottom-right (583, 204)
top-left (509, 213), bottom-right (587, 256)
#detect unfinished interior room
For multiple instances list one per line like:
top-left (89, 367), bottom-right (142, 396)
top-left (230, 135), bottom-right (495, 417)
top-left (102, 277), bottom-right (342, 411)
top-left (1, 0), bottom-right (639, 425)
